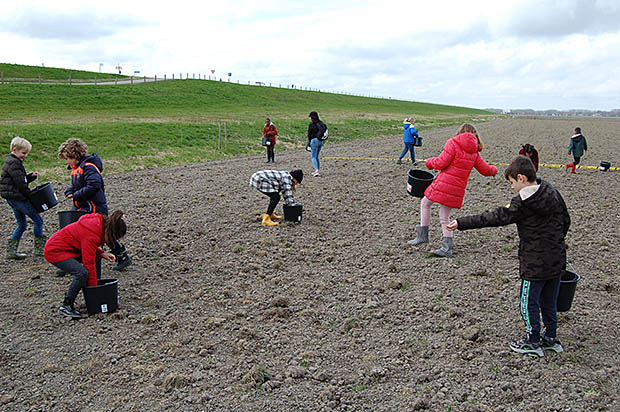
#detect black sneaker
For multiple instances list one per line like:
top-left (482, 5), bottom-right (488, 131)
top-left (59, 304), bottom-right (82, 319)
top-left (396, 160), bottom-right (403, 165)
top-left (509, 339), bottom-right (544, 358)
top-left (55, 269), bottom-right (67, 277)
top-left (112, 253), bottom-right (133, 271)
top-left (541, 336), bottom-right (564, 353)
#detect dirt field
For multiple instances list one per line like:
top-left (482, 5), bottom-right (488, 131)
top-left (1, 117), bottom-right (618, 412)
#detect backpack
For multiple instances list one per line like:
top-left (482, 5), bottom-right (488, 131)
top-left (317, 121), bottom-right (329, 141)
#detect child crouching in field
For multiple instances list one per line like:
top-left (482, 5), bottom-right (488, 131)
top-left (45, 210), bottom-right (127, 318)
top-left (446, 156), bottom-right (570, 357)
top-left (1, 137), bottom-right (46, 259)
top-left (250, 169), bottom-right (303, 226)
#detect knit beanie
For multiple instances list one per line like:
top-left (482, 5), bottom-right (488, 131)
top-left (290, 169), bottom-right (303, 184)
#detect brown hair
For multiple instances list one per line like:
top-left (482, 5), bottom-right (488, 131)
top-left (456, 123), bottom-right (484, 151)
top-left (504, 156), bottom-right (537, 183)
top-left (58, 138), bottom-right (88, 160)
top-left (102, 210), bottom-right (127, 249)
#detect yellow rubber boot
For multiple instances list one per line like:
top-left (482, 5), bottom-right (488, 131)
top-left (261, 214), bottom-right (279, 226)
top-left (270, 213), bottom-right (282, 221)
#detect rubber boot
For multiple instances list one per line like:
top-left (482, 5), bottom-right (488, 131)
top-left (261, 214), bottom-right (279, 226)
top-left (407, 225), bottom-right (429, 246)
top-left (571, 164), bottom-right (577, 174)
top-left (431, 237), bottom-right (453, 258)
top-left (270, 212), bottom-right (282, 221)
top-left (113, 252), bottom-right (133, 271)
top-left (6, 239), bottom-right (27, 260)
top-left (565, 162), bottom-right (574, 172)
top-left (34, 235), bottom-right (47, 257)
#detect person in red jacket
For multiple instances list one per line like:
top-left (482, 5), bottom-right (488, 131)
top-left (519, 144), bottom-right (539, 172)
top-left (408, 123), bottom-right (498, 257)
top-left (44, 210), bottom-right (127, 318)
top-left (262, 118), bottom-right (278, 163)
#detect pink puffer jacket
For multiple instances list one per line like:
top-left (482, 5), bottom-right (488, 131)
top-left (424, 132), bottom-right (497, 209)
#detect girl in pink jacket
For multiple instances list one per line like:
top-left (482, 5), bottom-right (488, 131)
top-left (408, 123), bottom-right (497, 257)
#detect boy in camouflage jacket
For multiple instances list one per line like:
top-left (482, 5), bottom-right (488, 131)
top-left (446, 156), bottom-right (570, 357)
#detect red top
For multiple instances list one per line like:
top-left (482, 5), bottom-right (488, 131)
top-left (424, 132), bottom-right (498, 209)
top-left (263, 123), bottom-right (278, 145)
top-left (44, 213), bottom-right (105, 286)
top-left (518, 148), bottom-right (539, 171)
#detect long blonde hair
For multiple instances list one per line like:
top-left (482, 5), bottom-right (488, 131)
top-left (457, 123), bottom-right (484, 152)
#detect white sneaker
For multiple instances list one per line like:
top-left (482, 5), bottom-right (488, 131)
top-left (312, 170), bottom-right (320, 177)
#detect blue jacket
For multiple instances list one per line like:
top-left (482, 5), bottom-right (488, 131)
top-left (64, 153), bottom-right (109, 215)
top-left (403, 121), bottom-right (419, 144)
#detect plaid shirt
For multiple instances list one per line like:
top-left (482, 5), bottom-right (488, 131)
top-left (249, 170), bottom-right (296, 205)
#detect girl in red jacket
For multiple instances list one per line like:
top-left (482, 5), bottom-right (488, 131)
top-left (408, 124), bottom-right (497, 257)
top-left (263, 118), bottom-right (277, 163)
top-left (44, 210), bottom-right (127, 318)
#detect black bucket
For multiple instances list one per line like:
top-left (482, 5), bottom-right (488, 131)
top-left (407, 170), bottom-right (434, 198)
top-left (557, 270), bottom-right (581, 312)
top-left (284, 204), bottom-right (303, 223)
top-left (58, 210), bottom-right (89, 229)
top-left (29, 182), bottom-right (59, 212)
top-left (83, 278), bottom-right (119, 315)
top-left (599, 161), bottom-right (611, 171)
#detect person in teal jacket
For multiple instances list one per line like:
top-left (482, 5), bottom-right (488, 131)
top-left (397, 117), bottom-right (419, 165)
top-left (566, 127), bottom-right (587, 174)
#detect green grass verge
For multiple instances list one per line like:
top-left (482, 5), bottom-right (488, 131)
top-left (0, 64), bottom-right (505, 180)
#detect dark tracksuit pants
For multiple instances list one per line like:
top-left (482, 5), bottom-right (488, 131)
top-left (53, 257), bottom-right (102, 306)
top-left (518, 277), bottom-right (561, 342)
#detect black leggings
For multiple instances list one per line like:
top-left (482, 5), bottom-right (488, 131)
top-left (262, 191), bottom-right (280, 215)
top-left (573, 156), bottom-right (581, 165)
top-left (267, 146), bottom-right (275, 162)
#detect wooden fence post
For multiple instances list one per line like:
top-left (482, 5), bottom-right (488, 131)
top-left (1, 72), bottom-right (3, 84)
top-left (38, 73), bottom-right (41, 84)
top-left (143, 76), bottom-right (146, 83)
top-left (115, 77), bottom-right (118, 85)
top-left (164, 74), bottom-right (166, 81)
top-left (94, 75), bottom-right (97, 85)
top-left (154, 74), bottom-right (157, 82)
top-left (131, 76), bottom-right (134, 84)
top-left (224, 122), bottom-right (228, 152)
top-left (69, 74), bottom-right (72, 85)
top-left (172, 73), bottom-right (174, 80)
top-left (218, 123), bottom-right (222, 150)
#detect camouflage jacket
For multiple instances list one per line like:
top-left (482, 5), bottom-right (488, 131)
top-left (456, 180), bottom-right (570, 281)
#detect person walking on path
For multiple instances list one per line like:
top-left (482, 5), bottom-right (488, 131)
top-left (1, 137), bottom-right (46, 259)
top-left (408, 123), bottom-right (497, 257)
top-left (566, 127), bottom-right (587, 174)
top-left (263, 118), bottom-right (277, 163)
top-left (307, 111), bottom-right (327, 176)
top-left (397, 117), bottom-right (419, 165)
top-left (249, 169), bottom-right (303, 226)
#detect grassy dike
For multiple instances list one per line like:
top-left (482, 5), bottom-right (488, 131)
top-left (1, 64), bottom-right (503, 180)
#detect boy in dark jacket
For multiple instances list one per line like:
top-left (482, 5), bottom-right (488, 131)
top-left (447, 156), bottom-right (570, 357)
top-left (57, 138), bottom-right (132, 271)
top-left (1, 137), bottom-right (46, 259)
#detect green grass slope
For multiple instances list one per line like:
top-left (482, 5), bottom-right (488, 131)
top-left (0, 63), bottom-right (503, 179)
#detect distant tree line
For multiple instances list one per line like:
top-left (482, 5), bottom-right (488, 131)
top-left (485, 108), bottom-right (620, 118)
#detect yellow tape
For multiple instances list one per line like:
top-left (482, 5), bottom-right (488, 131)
top-left (323, 156), bottom-right (618, 171)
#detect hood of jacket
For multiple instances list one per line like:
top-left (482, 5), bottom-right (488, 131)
top-left (452, 132), bottom-right (479, 154)
top-left (571, 133), bottom-right (583, 142)
top-left (77, 212), bottom-right (104, 239)
top-left (522, 180), bottom-right (564, 217)
top-left (80, 153), bottom-right (104, 172)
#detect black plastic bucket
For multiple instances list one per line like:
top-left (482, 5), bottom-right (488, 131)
top-left (599, 161), bottom-right (611, 171)
top-left (83, 278), bottom-right (119, 315)
top-left (284, 204), bottom-right (303, 223)
top-left (557, 270), bottom-right (581, 312)
top-left (413, 136), bottom-right (423, 147)
top-left (29, 183), bottom-right (59, 212)
top-left (407, 170), bottom-right (434, 198)
top-left (58, 210), bottom-right (89, 229)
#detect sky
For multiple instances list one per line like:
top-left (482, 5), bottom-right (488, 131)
top-left (1, 0), bottom-right (620, 111)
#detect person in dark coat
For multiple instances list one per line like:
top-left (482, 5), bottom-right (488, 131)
top-left (57, 138), bottom-right (132, 271)
top-left (0, 137), bottom-right (46, 259)
top-left (566, 127), bottom-right (588, 173)
top-left (447, 155), bottom-right (570, 358)
top-left (307, 111), bottom-right (327, 176)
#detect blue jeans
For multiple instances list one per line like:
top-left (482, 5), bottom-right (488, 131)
top-left (518, 277), bottom-right (561, 342)
top-left (310, 138), bottom-right (323, 170)
top-left (6, 199), bottom-right (44, 240)
top-left (399, 143), bottom-right (416, 162)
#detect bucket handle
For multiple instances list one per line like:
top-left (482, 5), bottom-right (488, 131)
top-left (567, 261), bottom-right (579, 276)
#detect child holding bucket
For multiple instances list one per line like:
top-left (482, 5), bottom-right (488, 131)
top-left (0, 137), bottom-right (47, 259)
top-left (57, 138), bottom-right (132, 271)
top-left (397, 117), bottom-right (419, 165)
top-left (249, 169), bottom-right (303, 226)
top-left (447, 156), bottom-right (570, 357)
top-left (44, 210), bottom-right (127, 318)
top-left (408, 123), bottom-right (497, 257)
